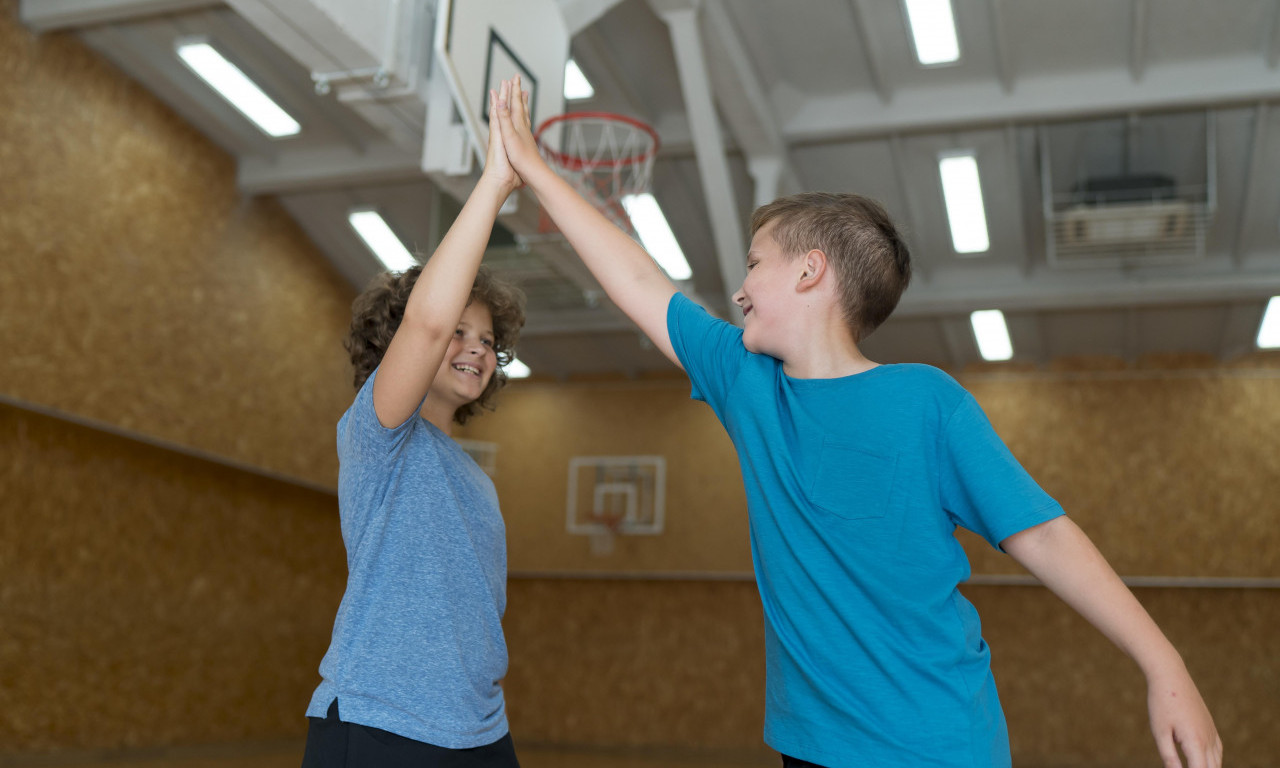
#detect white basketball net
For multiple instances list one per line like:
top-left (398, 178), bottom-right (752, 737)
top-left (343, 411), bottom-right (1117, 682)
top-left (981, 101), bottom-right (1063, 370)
top-left (537, 114), bottom-right (658, 234)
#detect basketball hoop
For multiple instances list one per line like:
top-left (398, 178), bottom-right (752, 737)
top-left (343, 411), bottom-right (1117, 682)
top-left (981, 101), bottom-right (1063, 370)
top-left (586, 507), bottom-right (626, 557)
top-left (534, 112), bottom-right (660, 235)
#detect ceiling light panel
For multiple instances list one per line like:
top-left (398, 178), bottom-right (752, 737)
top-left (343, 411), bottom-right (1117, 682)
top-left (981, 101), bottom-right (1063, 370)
top-left (175, 40), bottom-right (301, 138)
top-left (904, 0), bottom-right (961, 66)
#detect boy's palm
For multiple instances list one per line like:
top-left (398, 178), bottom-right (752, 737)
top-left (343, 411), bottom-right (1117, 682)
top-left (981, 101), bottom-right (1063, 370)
top-left (494, 76), bottom-right (542, 174)
top-left (483, 83), bottom-right (522, 193)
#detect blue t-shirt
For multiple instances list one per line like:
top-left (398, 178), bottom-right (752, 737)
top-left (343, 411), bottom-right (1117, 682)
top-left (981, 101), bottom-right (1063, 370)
top-left (668, 293), bottom-right (1063, 768)
top-left (306, 367), bottom-right (510, 748)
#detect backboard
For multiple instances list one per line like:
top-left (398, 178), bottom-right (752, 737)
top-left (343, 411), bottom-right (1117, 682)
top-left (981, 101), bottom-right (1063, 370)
top-left (429, 0), bottom-right (568, 174)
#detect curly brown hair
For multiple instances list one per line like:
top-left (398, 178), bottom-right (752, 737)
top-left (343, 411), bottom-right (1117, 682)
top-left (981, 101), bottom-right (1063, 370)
top-left (345, 265), bottom-right (526, 424)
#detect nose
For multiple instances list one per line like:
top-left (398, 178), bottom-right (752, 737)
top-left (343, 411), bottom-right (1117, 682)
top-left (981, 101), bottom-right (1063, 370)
top-left (732, 286), bottom-right (745, 306)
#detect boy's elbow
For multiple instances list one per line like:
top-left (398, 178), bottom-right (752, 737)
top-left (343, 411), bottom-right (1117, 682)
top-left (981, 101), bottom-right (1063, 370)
top-left (400, 305), bottom-right (454, 343)
top-left (1002, 515), bottom-right (1072, 561)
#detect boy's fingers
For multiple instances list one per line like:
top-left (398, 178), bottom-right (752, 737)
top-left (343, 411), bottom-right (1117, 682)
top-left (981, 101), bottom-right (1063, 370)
top-left (1155, 731), bottom-right (1182, 768)
top-left (509, 77), bottom-right (526, 124)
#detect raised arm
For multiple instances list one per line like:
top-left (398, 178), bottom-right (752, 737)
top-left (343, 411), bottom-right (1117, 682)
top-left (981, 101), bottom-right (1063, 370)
top-left (494, 77), bottom-right (681, 368)
top-left (372, 83), bottom-right (522, 427)
top-left (1002, 516), bottom-right (1222, 768)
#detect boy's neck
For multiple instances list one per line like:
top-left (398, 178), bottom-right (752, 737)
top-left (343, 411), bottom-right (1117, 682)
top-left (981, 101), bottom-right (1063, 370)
top-left (779, 320), bottom-right (879, 380)
top-left (765, 254), bottom-right (880, 379)
top-left (420, 400), bottom-right (456, 435)
top-left (781, 346), bottom-right (879, 380)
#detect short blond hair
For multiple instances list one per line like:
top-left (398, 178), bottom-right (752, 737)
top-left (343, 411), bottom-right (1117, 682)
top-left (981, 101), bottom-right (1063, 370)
top-left (751, 192), bottom-right (911, 342)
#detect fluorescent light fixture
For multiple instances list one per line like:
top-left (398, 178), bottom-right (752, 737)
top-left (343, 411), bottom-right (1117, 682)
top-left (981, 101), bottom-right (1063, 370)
top-left (904, 0), bottom-right (961, 66)
top-left (971, 309), bottom-right (1013, 361)
top-left (348, 209), bottom-right (417, 272)
top-left (621, 193), bottom-right (693, 280)
top-left (176, 41), bottom-right (301, 138)
top-left (564, 59), bottom-right (595, 100)
top-left (1258, 296), bottom-right (1280, 349)
top-left (939, 153), bottom-right (990, 254)
top-left (503, 357), bottom-right (532, 379)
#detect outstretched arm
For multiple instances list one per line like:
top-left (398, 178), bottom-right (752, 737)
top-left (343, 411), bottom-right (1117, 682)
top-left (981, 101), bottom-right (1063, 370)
top-left (1002, 516), bottom-right (1222, 768)
top-left (372, 82), bottom-right (522, 427)
top-left (493, 77), bottom-right (681, 368)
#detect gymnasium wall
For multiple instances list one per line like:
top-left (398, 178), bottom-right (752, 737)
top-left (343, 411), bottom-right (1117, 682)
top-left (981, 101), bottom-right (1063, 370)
top-left (0, 0), bottom-right (352, 753)
top-left (2, 3), bottom-right (1277, 767)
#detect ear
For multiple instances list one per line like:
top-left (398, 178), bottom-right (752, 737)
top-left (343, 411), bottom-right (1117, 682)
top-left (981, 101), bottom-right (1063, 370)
top-left (795, 249), bottom-right (828, 293)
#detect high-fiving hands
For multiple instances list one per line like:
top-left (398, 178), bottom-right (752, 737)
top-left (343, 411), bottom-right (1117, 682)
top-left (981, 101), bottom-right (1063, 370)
top-left (480, 78), bottom-right (526, 196)
top-left (489, 76), bottom-right (549, 187)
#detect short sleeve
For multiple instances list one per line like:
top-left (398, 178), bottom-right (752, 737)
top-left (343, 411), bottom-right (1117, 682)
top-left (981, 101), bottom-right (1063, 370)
top-left (666, 292), bottom-right (749, 414)
top-left (337, 366), bottom-right (421, 460)
top-left (939, 394), bottom-right (1064, 550)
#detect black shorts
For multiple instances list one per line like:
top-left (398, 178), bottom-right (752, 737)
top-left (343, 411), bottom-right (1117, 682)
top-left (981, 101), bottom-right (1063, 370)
top-left (301, 699), bottom-right (520, 768)
top-left (781, 754), bottom-right (829, 768)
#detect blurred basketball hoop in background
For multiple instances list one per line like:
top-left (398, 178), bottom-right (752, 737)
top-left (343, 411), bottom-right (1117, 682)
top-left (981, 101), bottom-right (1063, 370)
top-left (534, 112), bottom-right (659, 236)
top-left (566, 455), bottom-right (666, 557)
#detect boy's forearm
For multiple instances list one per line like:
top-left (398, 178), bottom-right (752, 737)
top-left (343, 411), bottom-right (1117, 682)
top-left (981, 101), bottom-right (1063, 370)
top-left (519, 161), bottom-right (680, 364)
top-left (1002, 516), bottom-right (1184, 678)
top-left (522, 162), bottom-right (673, 295)
top-left (406, 175), bottom-right (510, 331)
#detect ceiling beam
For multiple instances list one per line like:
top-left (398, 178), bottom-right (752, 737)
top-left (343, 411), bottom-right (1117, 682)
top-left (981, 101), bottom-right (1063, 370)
top-left (557, 0), bottom-right (627, 35)
top-left (847, 0), bottom-right (890, 104)
top-left (1002, 123), bottom-right (1032, 278)
top-left (19, 0), bottom-right (219, 31)
top-left (888, 134), bottom-right (931, 285)
top-left (782, 57), bottom-right (1280, 145)
top-left (702, 0), bottom-right (804, 202)
top-left (571, 28), bottom-right (652, 119)
top-left (1269, 0), bottom-right (1280, 69)
top-left (1232, 103), bottom-right (1270, 266)
top-left (238, 142), bottom-right (423, 194)
top-left (935, 317), bottom-right (973, 369)
top-left (649, 0), bottom-right (747, 311)
top-left (1129, 0), bottom-right (1148, 82)
top-left (895, 263), bottom-right (1280, 317)
top-left (988, 0), bottom-right (1013, 94)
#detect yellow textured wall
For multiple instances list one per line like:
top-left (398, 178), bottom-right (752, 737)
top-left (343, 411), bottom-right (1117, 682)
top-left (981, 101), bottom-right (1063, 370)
top-left (0, 1), bottom-right (354, 488)
top-left (460, 379), bottom-right (751, 574)
top-left (0, 405), bottom-right (345, 751)
top-left (1, 1), bottom-right (352, 757)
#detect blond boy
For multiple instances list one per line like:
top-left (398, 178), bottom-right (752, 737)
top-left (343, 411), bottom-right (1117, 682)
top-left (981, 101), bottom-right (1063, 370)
top-left (494, 78), bottom-right (1220, 768)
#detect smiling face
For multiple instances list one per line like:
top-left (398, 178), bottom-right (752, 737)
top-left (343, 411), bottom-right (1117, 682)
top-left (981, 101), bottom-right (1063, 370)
top-left (429, 301), bottom-right (497, 413)
top-left (732, 221), bottom-right (800, 357)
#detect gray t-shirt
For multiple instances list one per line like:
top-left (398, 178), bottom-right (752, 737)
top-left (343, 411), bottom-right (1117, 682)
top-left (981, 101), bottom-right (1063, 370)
top-left (306, 367), bottom-right (509, 748)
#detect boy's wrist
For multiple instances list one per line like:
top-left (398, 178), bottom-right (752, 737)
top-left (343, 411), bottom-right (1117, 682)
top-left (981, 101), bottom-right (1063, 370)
top-left (517, 159), bottom-right (562, 195)
top-left (475, 172), bottom-right (517, 199)
top-left (1137, 643), bottom-right (1188, 683)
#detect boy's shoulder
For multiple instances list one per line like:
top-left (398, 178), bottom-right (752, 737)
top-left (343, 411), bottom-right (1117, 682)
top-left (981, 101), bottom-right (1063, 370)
top-left (871, 362), bottom-right (964, 392)
top-left (854, 363), bottom-right (973, 415)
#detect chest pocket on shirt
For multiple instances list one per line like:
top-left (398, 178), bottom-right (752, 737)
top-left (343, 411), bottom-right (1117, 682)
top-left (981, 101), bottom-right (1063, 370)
top-left (807, 437), bottom-right (899, 521)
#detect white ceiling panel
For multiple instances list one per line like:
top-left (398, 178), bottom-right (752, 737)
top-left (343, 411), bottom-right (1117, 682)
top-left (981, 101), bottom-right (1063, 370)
top-left (28, 0), bottom-right (1280, 376)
